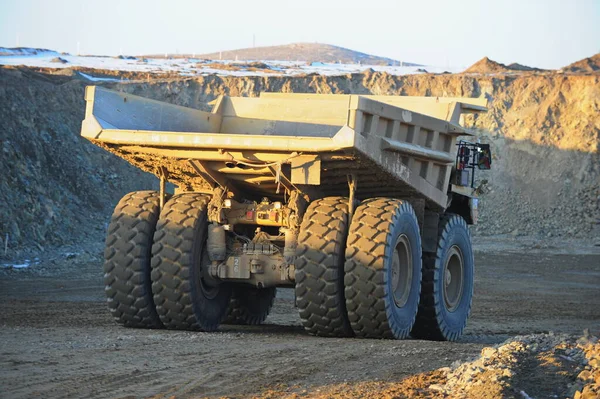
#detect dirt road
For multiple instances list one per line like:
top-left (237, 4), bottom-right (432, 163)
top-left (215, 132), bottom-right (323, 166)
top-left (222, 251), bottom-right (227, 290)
top-left (1, 242), bottom-right (599, 399)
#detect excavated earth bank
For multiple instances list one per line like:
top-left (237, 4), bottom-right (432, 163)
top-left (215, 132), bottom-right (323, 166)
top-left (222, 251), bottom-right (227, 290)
top-left (1, 66), bottom-right (598, 255)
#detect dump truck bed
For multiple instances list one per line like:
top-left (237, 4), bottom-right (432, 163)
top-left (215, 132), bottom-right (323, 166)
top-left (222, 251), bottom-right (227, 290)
top-left (81, 87), bottom-right (486, 211)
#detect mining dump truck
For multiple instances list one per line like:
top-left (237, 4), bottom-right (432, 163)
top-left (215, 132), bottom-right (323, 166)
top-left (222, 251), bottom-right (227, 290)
top-left (81, 87), bottom-right (491, 341)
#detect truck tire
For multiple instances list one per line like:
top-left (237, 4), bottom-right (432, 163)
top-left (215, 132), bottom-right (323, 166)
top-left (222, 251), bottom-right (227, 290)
top-left (151, 193), bottom-right (231, 331)
top-left (344, 198), bottom-right (422, 339)
top-left (222, 286), bottom-right (277, 325)
top-left (412, 214), bottom-right (474, 341)
top-left (103, 191), bottom-right (163, 329)
top-left (295, 197), bottom-right (353, 337)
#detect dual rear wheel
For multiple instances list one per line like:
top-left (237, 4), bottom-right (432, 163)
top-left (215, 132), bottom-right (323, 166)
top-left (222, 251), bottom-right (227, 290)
top-left (295, 197), bottom-right (474, 340)
top-left (103, 191), bottom-right (274, 332)
top-left (343, 198), bottom-right (423, 339)
top-left (103, 191), bottom-right (473, 339)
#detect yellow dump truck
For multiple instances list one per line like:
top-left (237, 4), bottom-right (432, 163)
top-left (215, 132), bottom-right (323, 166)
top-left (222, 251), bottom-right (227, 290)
top-left (81, 87), bottom-right (490, 340)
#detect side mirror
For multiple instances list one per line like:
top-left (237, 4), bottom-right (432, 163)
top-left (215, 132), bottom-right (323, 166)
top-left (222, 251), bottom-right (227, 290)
top-left (476, 144), bottom-right (492, 170)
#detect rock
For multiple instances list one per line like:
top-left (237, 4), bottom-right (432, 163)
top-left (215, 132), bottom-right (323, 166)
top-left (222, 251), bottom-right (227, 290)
top-left (428, 384), bottom-right (445, 391)
top-left (578, 370), bottom-right (593, 381)
top-left (481, 347), bottom-right (497, 359)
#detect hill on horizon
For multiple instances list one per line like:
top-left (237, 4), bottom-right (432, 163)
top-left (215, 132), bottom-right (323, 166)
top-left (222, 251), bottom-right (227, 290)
top-left (562, 53), bottom-right (600, 73)
top-left (463, 57), bottom-right (547, 73)
top-left (150, 43), bottom-right (422, 66)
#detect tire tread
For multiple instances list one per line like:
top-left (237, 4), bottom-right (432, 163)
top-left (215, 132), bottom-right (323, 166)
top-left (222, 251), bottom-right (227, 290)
top-left (222, 287), bottom-right (277, 325)
top-left (344, 198), bottom-right (421, 339)
top-left (104, 191), bottom-right (163, 329)
top-left (151, 193), bottom-right (212, 330)
top-left (295, 197), bottom-right (353, 337)
top-left (412, 213), bottom-right (473, 341)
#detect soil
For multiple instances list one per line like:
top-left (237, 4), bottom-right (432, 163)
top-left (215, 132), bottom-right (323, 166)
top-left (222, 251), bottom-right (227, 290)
top-left (463, 57), bottom-right (549, 74)
top-left (463, 57), bottom-right (514, 74)
top-left (1, 240), bottom-right (598, 398)
top-left (0, 67), bottom-right (158, 256)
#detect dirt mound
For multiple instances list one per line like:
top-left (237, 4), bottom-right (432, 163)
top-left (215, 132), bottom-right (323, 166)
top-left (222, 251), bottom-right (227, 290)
top-left (0, 67), bottom-right (156, 256)
top-left (507, 62), bottom-right (546, 72)
top-left (563, 53), bottom-right (600, 73)
top-left (169, 42), bottom-right (418, 66)
top-left (1, 66), bottom-right (599, 256)
top-left (464, 58), bottom-right (547, 74)
top-left (464, 57), bottom-right (512, 73)
top-left (250, 333), bottom-right (600, 398)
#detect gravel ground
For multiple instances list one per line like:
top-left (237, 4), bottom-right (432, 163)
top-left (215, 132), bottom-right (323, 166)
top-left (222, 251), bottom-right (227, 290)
top-left (0, 237), bottom-right (600, 399)
top-left (0, 239), bottom-right (599, 399)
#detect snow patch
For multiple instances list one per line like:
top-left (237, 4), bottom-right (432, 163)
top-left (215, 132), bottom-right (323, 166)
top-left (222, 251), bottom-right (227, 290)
top-left (1, 259), bottom-right (40, 269)
top-left (0, 50), bottom-right (463, 77)
top-left (78, 72), bottom-right (125, 82)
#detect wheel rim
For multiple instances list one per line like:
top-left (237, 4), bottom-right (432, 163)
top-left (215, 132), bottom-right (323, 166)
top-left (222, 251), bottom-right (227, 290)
top-left (443, 245), bottom-right (464, 312)
top-left (391, 234), bottom-right (413, 308)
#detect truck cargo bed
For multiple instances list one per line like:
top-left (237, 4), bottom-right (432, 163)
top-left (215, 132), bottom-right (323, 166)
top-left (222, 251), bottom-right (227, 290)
top-left (81, 87), bottom-right (486, 211)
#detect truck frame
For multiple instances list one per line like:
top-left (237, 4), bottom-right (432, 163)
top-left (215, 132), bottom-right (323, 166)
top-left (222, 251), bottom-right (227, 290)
top-left (82, 87), bottom-right (489, 340)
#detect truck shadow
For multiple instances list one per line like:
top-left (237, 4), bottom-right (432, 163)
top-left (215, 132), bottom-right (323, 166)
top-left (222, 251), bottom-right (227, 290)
top-left (219, 323), bottom-right (307, 336)
top-left (500, 345), bottom-right (581, 399)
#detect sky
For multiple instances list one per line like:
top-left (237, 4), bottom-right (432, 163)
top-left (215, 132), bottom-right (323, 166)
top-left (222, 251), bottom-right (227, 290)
top-left (0, 0), bottom-right (598, 69)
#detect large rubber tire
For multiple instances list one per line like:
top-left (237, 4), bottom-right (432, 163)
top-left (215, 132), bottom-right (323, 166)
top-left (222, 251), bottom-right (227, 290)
top-left (344, 198), bottom-right (422, 339)
top-left (151, 193), bottom-right (232, 331)
top-left (412, 214), bottom-right (474, 341)
top-left (222, 286), bottom-right (277, 325)
top-left (103, 191), bottom-right (163, 329)
top-left (295, 197), bottom-right (353, 337)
